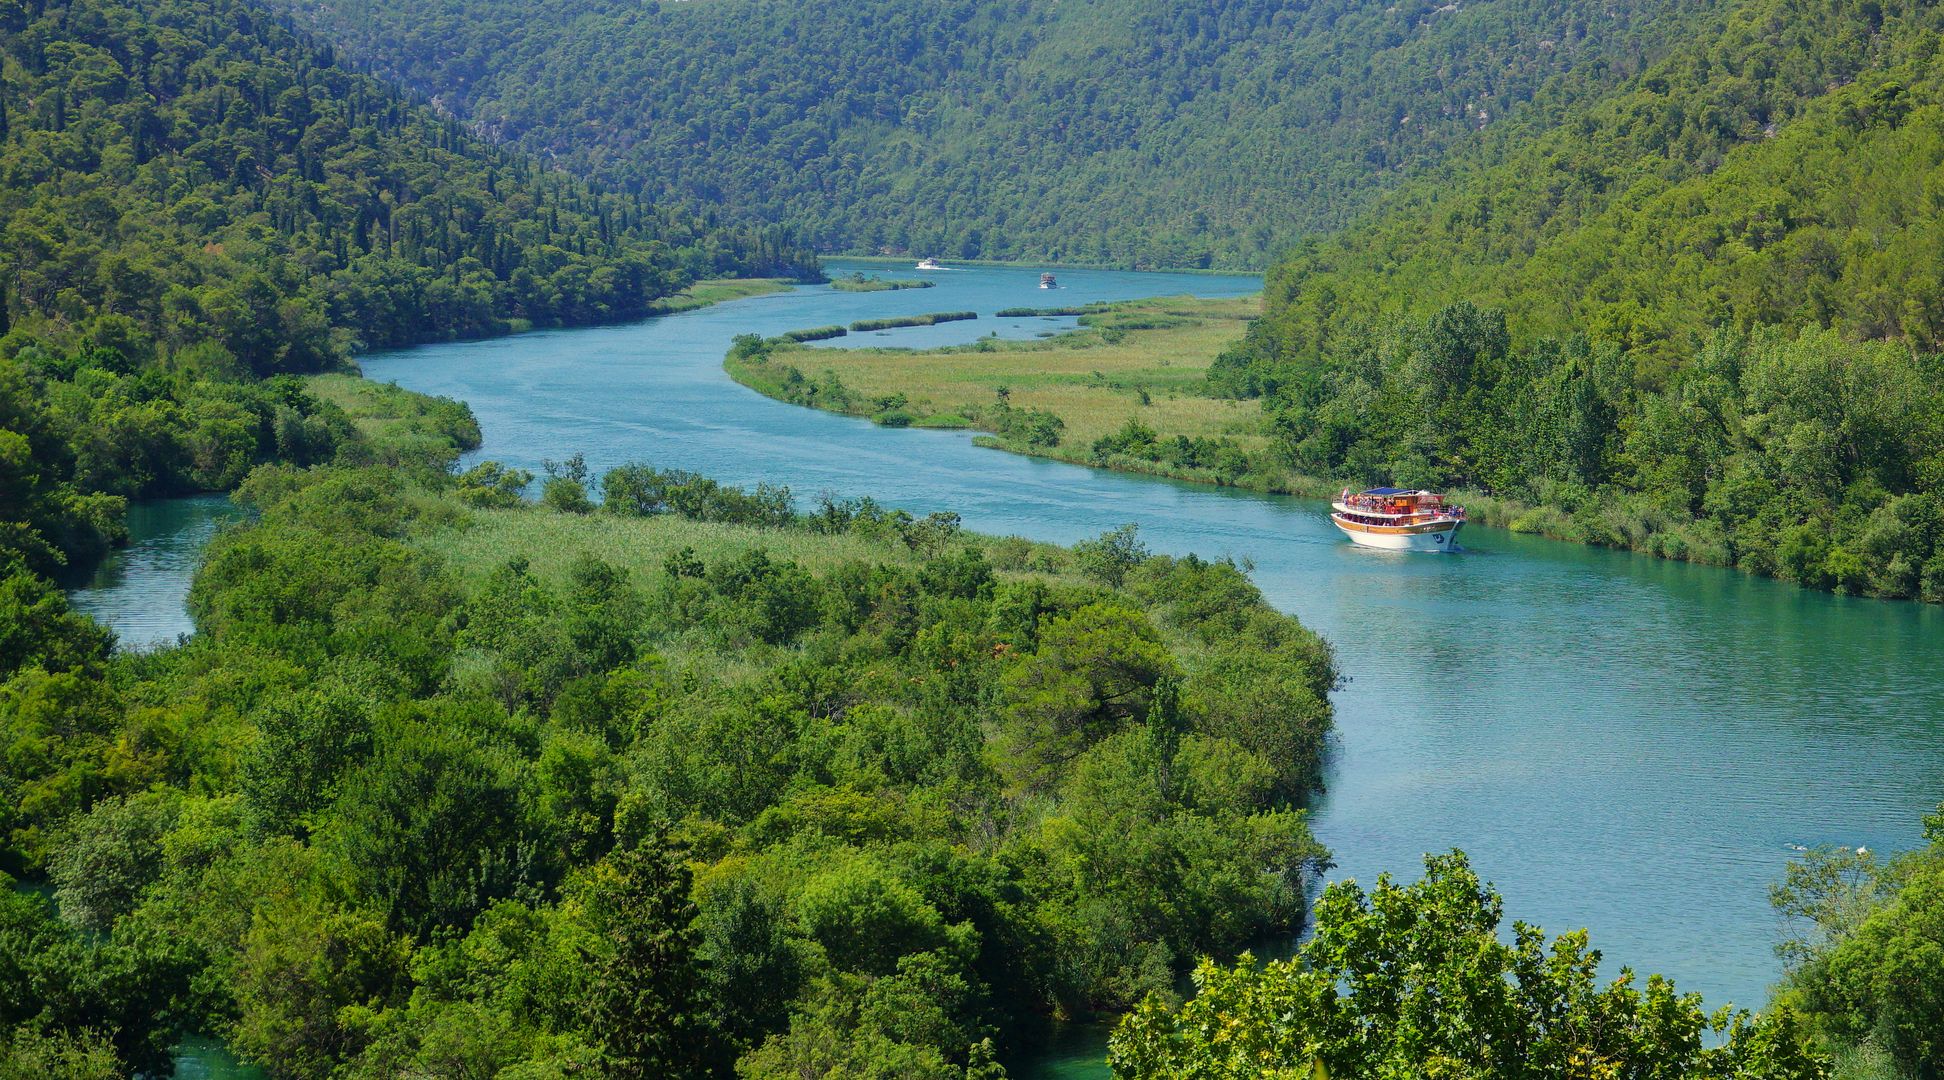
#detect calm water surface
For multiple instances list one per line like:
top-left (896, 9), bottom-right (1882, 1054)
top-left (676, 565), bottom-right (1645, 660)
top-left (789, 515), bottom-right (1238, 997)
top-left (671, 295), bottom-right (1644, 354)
top-left (64, 494), bottom-right (246, 651)
top-left (94, 260), bottom-right (1944, 1077)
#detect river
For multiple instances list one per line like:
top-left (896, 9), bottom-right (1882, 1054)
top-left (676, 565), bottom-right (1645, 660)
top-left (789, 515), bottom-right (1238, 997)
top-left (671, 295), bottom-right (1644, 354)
top-left (63, 494), bottom-right (246, 651)
top-left (74, 259), bottom-right (1944, 1078)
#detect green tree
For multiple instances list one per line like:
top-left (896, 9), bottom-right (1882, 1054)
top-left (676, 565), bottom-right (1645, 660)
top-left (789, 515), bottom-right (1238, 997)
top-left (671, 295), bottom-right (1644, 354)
top-left (1109, 851), bottom-right (1827, 1079)
top-left (323, 718), bottom-right (531, 938)
top-left (582, 833), bottom-right (717, 1078)
top-left (997, 602), bottom-right (1176, 791)
top-left (1073, 523), bottom-right (1150, 588)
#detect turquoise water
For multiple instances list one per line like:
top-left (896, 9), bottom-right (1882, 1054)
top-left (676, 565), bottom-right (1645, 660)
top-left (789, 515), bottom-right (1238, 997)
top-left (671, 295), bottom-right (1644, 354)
top-left (82, 260), bottom-right (1944, 1077)
top-left (63, 494), bottom-right (245, 651)
top-left (172, 1036), bottom-right (267, 1080)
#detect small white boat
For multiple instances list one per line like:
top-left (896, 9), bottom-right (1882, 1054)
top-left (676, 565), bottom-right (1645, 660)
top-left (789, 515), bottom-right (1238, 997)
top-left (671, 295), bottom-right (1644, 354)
top-left (1039, 272), bottom-right (1058, 289)
top-left (916, 257), bottom-right (943, 270)
top-left (1331, 487), bottom-right (1466, 552)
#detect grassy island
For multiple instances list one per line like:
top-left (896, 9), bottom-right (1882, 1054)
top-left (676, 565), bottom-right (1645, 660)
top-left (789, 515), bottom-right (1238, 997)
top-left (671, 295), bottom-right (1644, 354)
top-left (725, 294), bottom-right (1304, 486)
top-left (829, 273), bottom-right (937, 293)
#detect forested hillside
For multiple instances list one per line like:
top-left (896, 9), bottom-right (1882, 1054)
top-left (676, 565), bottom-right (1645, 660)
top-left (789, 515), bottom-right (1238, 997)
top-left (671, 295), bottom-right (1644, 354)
top-left (279, 0), bottom-right (1721, 267)
top-left (1212, 0), bottom-right (1944, 603)
top-left (0, 0), bottom-right (815, 581)
top-left (1241, 0), bottom-right (1944, 363)
top-left (0, 0), bottom-right (815, 364)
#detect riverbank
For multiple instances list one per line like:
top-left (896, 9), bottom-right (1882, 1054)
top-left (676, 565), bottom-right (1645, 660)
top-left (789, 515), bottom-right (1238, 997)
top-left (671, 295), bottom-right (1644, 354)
top-left (725, 292), bottom-right (1942, 601)
top-left (832, 254), bottom-right (1265, 276)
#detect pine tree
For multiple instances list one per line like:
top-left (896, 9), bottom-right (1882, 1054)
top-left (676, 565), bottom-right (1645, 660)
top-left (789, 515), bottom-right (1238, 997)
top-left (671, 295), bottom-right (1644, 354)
top-left (584, 831), bottom-right (716, 1078)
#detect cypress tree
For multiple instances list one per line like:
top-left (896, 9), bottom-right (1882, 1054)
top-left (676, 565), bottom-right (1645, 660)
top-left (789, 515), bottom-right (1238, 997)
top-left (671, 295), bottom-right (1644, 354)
top-left (584, 831), bottom-right (716, 1078)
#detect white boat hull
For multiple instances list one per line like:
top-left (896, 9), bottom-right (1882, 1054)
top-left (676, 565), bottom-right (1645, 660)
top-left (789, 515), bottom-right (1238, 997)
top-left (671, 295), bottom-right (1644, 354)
top-left (1331, 514), bottom-right (1463, 552)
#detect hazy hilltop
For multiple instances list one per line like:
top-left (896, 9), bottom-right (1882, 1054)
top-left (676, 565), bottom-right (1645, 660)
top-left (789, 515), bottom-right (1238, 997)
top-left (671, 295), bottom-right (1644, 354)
top-left (0, 0), bottom-right (818, 368)
top-left (278, 0), bottom-right (1720, 267)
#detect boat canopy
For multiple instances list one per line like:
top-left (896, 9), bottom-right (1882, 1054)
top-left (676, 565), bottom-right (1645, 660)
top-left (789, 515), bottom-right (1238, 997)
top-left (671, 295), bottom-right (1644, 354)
top-left (1362, 487), bottom-right (1414, 496)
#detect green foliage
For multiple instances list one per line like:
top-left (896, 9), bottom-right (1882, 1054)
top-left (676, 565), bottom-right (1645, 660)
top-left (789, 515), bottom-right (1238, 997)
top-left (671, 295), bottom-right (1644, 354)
top-left (1207, 0), bottom-right (1944, 601)
top-left (229, 895), bottom-right (411, 1080)
top-left (324, 714), bottom-right (536, 938)
top-left (1110, 851), bottom-right (1828, 1079)
top-left (600, 462), bottom-right (794, 528)
top-left (829, 275), bottom-right (936, 293)
top-left (1250, 0), bottom-right (1944, 359)
top-left (282, 0), bottom-right (1720, 266)
top-left (1236, 295), bottom-right (1944, 599)
top-left (850, 312), bottom-right (979, 332)
top-left (1072, 524), bottom-right (1151, 589)
top-left (455, 460), bottom-right (533, 508)
top-left (1776, 820), bottom-right (1944, 1078)
top-left (2, 459), bottom-right (1339, 1076)
top-left (0, 876), bottom-right (195, 1076)
top-left (0, 1023), bottom-right (123, 1080)
top-left (583, 834), bottom-right (717, 1078)
top-left (986, 399), bottom-right (1066, 448)
top-left (779, 325), bottom-right (849, 343)
top-left (0, 0), bottom-right (816, 370)
top-left (48, 791), bottom-right (182, 932)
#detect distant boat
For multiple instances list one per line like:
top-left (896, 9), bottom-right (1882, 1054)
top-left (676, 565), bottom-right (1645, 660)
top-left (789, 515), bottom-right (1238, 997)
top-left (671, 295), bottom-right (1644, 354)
top-left (916, 257), bottom-right (943, 270)
top-left (1331, 487), bottom-right (1466, 551)
top-left (1039, 272), bottom-right (1058, 289)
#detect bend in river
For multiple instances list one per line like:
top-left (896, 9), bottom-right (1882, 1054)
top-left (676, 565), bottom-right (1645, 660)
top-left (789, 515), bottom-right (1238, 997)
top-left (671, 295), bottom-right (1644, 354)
top-left (86, 261), bottom-right (1944, 1078)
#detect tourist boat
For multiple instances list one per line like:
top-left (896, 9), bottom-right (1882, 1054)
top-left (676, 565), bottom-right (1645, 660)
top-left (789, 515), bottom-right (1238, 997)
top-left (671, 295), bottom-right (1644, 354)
top-left (1039, 272), bottom-right (1058, 289)
top-left (916, 257), bottom-right (943, 270)
top-left (1330, 487), bottom-right (1466, 551)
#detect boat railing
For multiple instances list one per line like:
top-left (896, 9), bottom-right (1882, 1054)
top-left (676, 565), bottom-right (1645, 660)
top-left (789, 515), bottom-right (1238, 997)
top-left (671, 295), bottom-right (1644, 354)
top-left (1335, 490), bottom-right (1466, 520)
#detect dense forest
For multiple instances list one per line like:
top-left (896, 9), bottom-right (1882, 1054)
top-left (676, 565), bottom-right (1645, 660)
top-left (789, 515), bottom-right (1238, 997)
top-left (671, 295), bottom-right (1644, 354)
top-left (0, 0), bottom-right (816, 576)
top-left (276, 0), bottom-right (1725, 268)
top-left (1210, 0), bottom-right (1944, 602)
top-left (0, 0), bottom-right (816, 368)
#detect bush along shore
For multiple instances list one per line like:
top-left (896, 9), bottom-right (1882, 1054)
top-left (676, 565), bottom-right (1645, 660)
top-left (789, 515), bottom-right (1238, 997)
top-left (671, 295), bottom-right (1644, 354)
top-left (829, 273), bottom-right (938, 293)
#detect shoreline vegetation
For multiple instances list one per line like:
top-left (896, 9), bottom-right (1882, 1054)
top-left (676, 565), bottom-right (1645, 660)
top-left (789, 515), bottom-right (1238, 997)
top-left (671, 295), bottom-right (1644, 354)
top-left (10, 361), bottom-right (1346, 1077)
top-left (850, 311), bottom-right (979, 332)
top-left (650, 277), bottom-right (800, 314)
top-left (725, 295), bottom-right (1944, 604)
top-left (827, 273), bottom-right (937, 293)
top-left (831, 254), bottom-right (1264, 276)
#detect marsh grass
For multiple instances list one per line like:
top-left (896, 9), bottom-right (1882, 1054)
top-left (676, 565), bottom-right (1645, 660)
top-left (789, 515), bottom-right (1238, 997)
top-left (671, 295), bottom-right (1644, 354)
top-left (651, 277), bottom-right (796, 314)
top-left (739, 294), bottom-right (1270, 454)
top-left (421, 497), bottom-right (1082, 592)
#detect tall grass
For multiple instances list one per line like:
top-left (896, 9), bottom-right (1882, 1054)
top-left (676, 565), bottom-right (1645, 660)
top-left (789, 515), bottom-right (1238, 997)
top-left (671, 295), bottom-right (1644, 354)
top-left (779, 325), bottom-right (848, 342)
top-left (423, 497), bottom-right (1081, 592)
top-left (848, 311), bottom-right (978, 331)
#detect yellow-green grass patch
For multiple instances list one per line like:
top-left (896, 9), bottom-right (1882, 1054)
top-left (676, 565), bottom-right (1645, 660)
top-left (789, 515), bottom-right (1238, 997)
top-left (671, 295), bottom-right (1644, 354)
top-left (654, 277), bottom-right (796, 312)
top-left (424, 504), bottom-right (911, 590)
top-left (745, 293), bottom-right (1269, 451)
